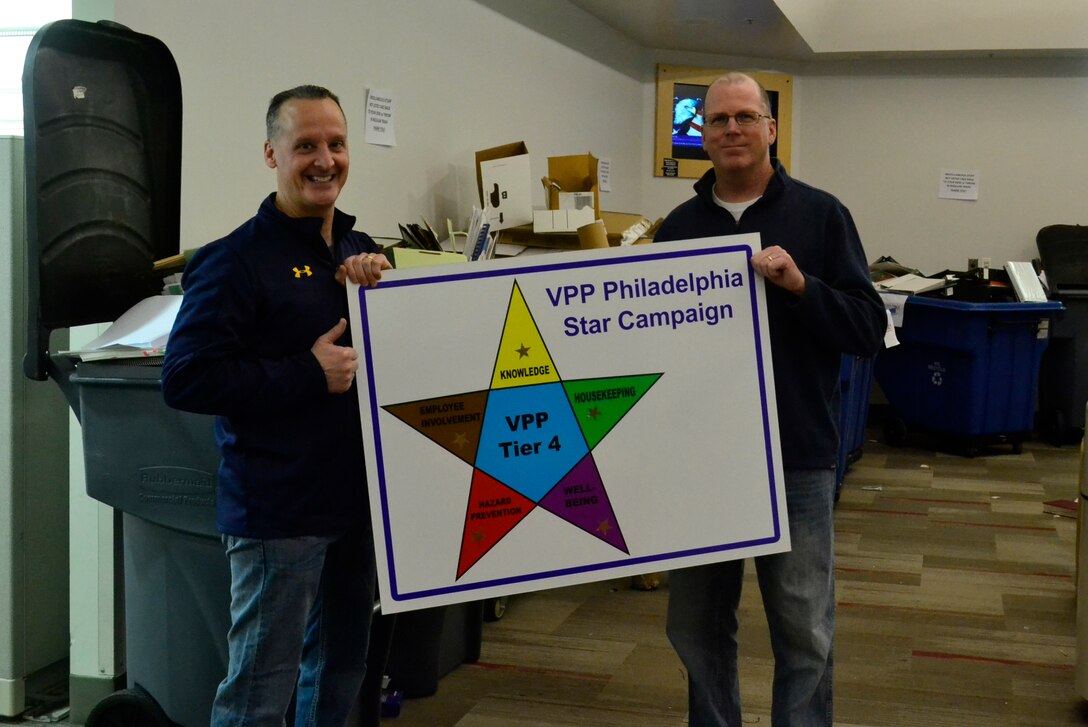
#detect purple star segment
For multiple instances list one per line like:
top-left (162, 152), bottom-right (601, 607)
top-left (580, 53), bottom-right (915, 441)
top-left (382, 280), bottom-right (661, 579)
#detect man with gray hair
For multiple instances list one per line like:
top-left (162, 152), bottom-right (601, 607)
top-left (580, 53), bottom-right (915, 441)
top-left (655, 72), bottom-right (885, 727)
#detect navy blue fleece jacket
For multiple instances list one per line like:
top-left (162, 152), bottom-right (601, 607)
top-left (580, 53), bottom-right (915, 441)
top-left (654, 162), bottom-right (885, 469)
top-left (162, 194), bottom-right (380, 537)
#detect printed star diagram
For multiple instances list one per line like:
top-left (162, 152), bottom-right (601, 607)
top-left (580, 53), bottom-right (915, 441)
top-left (383, 281), bottom-right (662, 579)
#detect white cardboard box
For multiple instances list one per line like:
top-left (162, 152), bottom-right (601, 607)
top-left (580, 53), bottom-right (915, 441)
top-left (476, 142), bottom-right (533, 231)
top-left (532, 208), bottom-right (595, 233)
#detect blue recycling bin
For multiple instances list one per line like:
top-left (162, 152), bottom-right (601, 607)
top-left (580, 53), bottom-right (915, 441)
top-left (875, 295), bottom-right (1063, 454)
top-left (836, 354), bottom-right (875, 498)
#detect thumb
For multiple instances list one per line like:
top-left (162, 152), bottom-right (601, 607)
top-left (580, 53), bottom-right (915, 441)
top-left (318, 318), bottom-right (348, 343)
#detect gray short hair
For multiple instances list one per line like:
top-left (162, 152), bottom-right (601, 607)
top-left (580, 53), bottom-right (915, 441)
top-left (707, 73), bottom-right (772, 117)
top-left (266, 85), bottom-right (344, 140)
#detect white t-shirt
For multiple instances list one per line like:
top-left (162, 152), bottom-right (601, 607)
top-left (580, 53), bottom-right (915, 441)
top-left (713, 189), bottom-right (761, 222)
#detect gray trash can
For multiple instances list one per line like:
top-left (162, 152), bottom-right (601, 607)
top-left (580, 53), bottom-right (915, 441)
top-left (74, 361), bottom-right (229, 727)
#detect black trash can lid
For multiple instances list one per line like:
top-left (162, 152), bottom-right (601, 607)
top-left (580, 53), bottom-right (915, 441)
top-left (22, 18), bottom-right (182, 382)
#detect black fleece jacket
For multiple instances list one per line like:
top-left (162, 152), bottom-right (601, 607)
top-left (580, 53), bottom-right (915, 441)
top-left (163, 194), bottom-right (380, 537)
top-left (654, 162), bottom-right (885, 469)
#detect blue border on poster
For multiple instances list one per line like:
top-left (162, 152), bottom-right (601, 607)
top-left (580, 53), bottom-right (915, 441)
top-left (356, 242), bottom-right (781, 603)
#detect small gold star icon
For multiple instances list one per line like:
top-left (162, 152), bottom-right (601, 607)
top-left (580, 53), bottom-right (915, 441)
top-left (452, 432), bottom-right (468, 449)
top-left (587, 407), bottom-right (601, 420)
top-left (597, 520), bottom-right (612, 535)
top-left (516, 343), bottom-right (531, 358)
top-left (472, 530), bottom-right (485, 543)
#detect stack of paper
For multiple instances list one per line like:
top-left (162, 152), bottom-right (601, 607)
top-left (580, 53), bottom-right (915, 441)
top-left (875, 273), bottom-right (947, 294)
top-left (1004, 261), bottom-right (1048, 302)
top-left (65, 295), bottom-right (182, 361)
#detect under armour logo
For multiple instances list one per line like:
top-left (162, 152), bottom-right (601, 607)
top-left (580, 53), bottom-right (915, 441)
top-left (292, 266), bottom-right (312, 278)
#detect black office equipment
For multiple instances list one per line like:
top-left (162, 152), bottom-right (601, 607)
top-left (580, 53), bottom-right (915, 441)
top-left (1036, 224), bottom-right (1088, 443)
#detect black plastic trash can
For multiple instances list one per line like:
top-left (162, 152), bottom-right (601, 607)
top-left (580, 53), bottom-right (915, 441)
top-left (1036, 224), bottom-right (1088, 444)
top-left (384, 601), bottom-right (484, 699)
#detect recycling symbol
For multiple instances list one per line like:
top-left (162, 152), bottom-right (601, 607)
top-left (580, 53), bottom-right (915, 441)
top-left (927, 360), bottom-right (945, 387)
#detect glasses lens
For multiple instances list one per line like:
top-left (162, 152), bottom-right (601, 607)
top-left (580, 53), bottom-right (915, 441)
top-left (706, 113), bottom-right (763, 128)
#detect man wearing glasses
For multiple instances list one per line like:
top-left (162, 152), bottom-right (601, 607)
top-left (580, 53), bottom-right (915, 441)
top-left (654, 73), bottom-right (885, 727)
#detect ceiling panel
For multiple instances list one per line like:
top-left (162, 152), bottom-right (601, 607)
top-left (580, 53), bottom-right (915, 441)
top-left (564, 0), bottom-right (1088, 59)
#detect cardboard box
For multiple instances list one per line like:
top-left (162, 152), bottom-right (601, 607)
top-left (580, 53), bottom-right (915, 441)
top-left (476, 141), bottom-right (532, 231)
top-left (500, 210), bottom-right (656, 249)
top-left (600, 211), bottom-right (655, 245)
top-left (542, 153), bottom-right (599, 218)
top-left (556, 191), bottom-right (594, 212)
top-left (498, 225), bottom-right (578, 250)
top-left (532, 208), bottom-right (595, 233)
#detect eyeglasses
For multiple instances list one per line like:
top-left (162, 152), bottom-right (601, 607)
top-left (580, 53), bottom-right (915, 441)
top-left (704, 112), bottom-right (771, 129)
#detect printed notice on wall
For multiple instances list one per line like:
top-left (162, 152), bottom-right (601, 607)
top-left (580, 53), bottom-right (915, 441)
top-left (365, 88), bottom-right (396, 147)
top-left (347, 236), bottom-right (789, 612)
top-left (939, 168), bottom-right (979, 200)
top-left (598, 157), bottom-right (613, 192)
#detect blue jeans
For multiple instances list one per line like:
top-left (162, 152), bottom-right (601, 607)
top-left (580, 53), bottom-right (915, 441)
top-left (210, 528), bottom-right (376, 727)
top-left (667, 468), bottom-right (836, 727)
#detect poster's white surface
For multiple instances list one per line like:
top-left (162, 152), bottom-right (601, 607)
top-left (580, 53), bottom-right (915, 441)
top-left (348, 235), bottom-right (787, 613)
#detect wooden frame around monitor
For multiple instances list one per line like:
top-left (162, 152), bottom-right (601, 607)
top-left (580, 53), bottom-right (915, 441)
top-left (654, 64), bottom-right (793, 179)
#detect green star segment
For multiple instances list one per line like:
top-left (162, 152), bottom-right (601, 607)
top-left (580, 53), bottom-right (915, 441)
top-left (563, 375), bottom-right (662, 450)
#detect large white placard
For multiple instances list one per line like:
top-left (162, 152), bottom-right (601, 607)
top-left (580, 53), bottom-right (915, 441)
top-left (348, 236), bottom-right (788, 613)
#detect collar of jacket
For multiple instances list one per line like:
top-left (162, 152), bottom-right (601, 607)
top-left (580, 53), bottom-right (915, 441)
top-left (693, 158), bottom-right (789, 208)
top-left (260, 192), bottom-right (358, 247)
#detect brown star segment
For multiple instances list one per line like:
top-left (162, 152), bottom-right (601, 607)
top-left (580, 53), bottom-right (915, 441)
top-left (382, 391), bottom-right (490, 467)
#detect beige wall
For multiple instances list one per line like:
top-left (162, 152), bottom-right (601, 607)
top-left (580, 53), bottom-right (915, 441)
top-left (796, 59), bottom-right (1088, 274)
top-left (111, 0), bottom-right (649, 249)
top-left (102, 0), bottom-right (1088, 276)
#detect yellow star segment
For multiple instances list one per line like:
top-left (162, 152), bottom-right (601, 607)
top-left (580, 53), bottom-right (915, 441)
top-left (490, 282), bottom-right (561, 390)
top-left (587, 407), bottom-right (601, 420)
top-left (597, 520), bottom-right (613, 535)
top-left (452, 432), bottom-right (469, 449)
